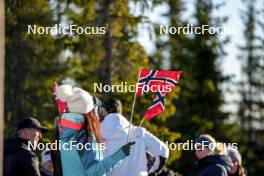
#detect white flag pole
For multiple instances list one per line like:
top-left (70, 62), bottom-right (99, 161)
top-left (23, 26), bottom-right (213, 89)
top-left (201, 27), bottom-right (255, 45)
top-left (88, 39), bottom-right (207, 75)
top-left (127, 69), bottom-right (141, 142)
top-left (139, 118), bottom-right (145, 127)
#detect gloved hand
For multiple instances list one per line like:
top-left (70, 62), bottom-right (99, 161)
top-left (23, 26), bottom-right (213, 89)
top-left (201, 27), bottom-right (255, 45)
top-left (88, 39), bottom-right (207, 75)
top-left (120, 142), bottom-right (136, 156)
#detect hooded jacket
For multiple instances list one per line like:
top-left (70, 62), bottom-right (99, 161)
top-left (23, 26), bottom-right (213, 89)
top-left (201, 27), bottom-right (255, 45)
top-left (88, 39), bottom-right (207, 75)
top-left (58, 112), bottom-right (127, 176)
top-left (4, 137), bottom-right (41, 176)
top-left (101, 113), bottom-right (169, 176)
top-left (197, 155), bottom-right (232, 176)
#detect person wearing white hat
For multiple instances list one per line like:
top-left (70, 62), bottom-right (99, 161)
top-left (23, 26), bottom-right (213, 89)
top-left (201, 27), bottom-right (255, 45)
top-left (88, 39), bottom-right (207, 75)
top-left (52, 84), bottom-right (135, 176)
top-left (227, 147), bottom-right (247, 176)
top-left (40, 149), bottom-right (53, 176)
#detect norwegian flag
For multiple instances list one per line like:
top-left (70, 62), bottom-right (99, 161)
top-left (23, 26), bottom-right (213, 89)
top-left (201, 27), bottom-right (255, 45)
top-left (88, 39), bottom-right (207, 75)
top-left (144, 92), bottom-right (166, 120)
top-left (136, 69), bottom-right (182, 96)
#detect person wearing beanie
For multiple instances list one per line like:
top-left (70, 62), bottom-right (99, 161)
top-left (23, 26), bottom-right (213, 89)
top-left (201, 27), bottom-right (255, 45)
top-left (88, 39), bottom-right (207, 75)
top-left (40, 149), bottom-right (54, 176)
top-left (52, 83), bottom-right (135, 176)
top-left (227, 147), bottom-right (247, 176)
top-left (194, 134), bottom-right (232, 176)
top-left (51, 87), bottom-right (103, 176)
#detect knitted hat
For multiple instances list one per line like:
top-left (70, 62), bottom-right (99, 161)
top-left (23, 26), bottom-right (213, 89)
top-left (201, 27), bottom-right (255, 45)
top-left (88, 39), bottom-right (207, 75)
top-left (55, 84), bottom-right (94, 114)
top-left (228, 147), bottom-right (242, 165)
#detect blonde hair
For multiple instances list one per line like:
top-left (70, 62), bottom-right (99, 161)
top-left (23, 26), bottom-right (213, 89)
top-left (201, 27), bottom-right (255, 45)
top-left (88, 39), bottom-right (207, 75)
top-left (196, 135), bottom-right (229, 155)
top-left (238, 165), bottom-right (247, 176)
top-left (201, 134), bottom-right (216, 143)
top-left (196, 134), bottom-right (216, 155)
top-left (214, 142), bottom-right (227, 155)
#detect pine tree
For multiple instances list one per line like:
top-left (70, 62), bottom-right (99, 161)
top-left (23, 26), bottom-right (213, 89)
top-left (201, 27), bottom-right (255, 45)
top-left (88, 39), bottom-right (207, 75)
top-left (5, 0), bottom-right (68, 136)
top-left (237, 0), bottom-right (264, 174)
top-left (154, 0), bottom-right (233, 174)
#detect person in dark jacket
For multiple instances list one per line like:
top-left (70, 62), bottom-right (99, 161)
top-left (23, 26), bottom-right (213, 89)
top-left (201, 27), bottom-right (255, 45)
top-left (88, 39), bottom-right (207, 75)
top-left (4, 117), bottom-right (48, 176)
top-left (194, 134), bottom-right (232, 176)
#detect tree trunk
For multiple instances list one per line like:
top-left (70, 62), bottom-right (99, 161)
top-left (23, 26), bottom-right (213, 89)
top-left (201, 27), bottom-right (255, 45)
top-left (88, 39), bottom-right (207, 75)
top-left (0, 0), bottom-right (5, 174)
top-left (101, 0), bottom-right (112, 101)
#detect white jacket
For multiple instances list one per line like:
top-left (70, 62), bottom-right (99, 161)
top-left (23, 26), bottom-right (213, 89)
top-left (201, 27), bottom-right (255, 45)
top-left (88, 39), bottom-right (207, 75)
top-left (101, 113), bottom-right (169, 176)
